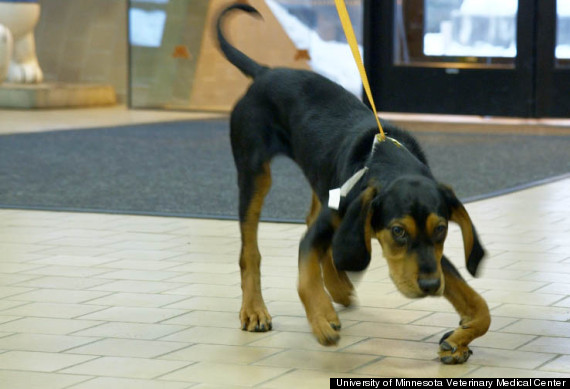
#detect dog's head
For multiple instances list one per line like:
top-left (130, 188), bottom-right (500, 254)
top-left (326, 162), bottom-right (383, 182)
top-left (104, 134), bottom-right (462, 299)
top-left (332, 175), bottom-right (484, 298)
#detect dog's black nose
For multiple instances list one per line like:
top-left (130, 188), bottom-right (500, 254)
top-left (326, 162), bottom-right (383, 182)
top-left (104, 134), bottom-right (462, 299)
top-left (418, 277), bottom-right (441, 295)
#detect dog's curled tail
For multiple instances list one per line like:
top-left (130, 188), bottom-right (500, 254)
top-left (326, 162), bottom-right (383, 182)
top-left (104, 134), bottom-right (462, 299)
top-left (216, 3), bottom-right (268, 78)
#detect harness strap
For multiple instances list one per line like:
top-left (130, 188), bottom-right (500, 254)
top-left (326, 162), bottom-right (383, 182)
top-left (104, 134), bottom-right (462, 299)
top-left (328, 136), bottom-right (404, 210)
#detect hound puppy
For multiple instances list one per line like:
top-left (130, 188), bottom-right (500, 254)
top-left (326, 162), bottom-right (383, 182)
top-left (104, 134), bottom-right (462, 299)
top-left (217, 3), bottom-right (490, 364)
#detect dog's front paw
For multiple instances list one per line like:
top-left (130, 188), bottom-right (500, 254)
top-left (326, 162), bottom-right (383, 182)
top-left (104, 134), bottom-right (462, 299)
top-left (240, 299), bottom-right (272, 332)
top-left (438, 331), bottom-right (473, 364)
top-left (310, 316), bottom-right (341, 346)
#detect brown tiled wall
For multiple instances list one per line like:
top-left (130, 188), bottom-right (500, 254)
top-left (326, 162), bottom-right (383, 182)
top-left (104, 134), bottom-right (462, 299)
top-left (35, 0), bottom-right (128, 103)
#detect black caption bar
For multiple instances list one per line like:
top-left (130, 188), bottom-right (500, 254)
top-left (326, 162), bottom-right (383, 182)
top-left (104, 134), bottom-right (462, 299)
top-left (330, 378), bottom-right (569, 389)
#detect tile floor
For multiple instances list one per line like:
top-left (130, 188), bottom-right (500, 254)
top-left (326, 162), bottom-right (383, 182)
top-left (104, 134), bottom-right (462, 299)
top-left (0, 108), bottom-right (569, 387)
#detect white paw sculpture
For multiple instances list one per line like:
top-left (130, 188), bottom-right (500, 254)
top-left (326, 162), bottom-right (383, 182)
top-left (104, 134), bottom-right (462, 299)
top-left (0, 0), bottom-right (43, 83)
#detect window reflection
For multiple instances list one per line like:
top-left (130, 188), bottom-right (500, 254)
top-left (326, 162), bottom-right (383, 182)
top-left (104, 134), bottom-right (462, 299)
top-left (394, 0), bottom-right (517, 68)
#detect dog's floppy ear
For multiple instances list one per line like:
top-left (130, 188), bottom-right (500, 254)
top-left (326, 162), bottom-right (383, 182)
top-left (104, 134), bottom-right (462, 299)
top-left (440, 185), bottom-right (485, 277)
top-left (332, 187), bottom-right (377, 272)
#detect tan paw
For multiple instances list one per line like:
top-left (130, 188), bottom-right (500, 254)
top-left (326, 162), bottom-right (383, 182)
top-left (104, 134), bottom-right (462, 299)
top-left (438, 331), bottom-right (473, 364)
top-left (310, 316), bottom-right (341, 346)
top-left (240, 300), bottom-right (272, 332)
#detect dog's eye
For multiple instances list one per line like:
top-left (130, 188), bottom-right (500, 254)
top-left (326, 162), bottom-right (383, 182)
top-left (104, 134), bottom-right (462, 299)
top-left (434, 225), bottom-right (447, 240)
top-left (391, 226), bottom-right (407, 240)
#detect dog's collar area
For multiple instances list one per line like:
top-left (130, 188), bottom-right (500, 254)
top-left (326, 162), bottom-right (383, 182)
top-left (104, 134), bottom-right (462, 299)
top-left (328, 134), bottom-right (403, 210)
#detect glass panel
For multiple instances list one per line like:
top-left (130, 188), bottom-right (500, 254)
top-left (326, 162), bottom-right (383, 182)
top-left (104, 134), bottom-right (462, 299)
top-left (266, 0), bottom-right (362, 97)
top-left (128, 0), bottom-right (363, 110)
top-left (394, 0), bottom-right (518, 68)
top-left (556, 0), bottom-right (570, 67)
top-left (129, 0), bottom-right (207, 109)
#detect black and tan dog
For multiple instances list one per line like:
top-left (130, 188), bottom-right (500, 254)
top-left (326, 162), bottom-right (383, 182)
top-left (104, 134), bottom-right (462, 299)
top-left (217, 4), bottom-right (490, 364)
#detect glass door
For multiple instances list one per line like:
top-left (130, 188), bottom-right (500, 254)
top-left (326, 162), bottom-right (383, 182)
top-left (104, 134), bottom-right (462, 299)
top-left (536, 0), bottom-right (570, 117)
top-left (366, 0), bottom-right (567, 117)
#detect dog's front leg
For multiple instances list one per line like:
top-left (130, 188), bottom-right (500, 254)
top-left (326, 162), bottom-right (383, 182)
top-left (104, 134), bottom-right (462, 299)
top-left (439, 255), bottom-right (490, 364)
top-left (298, 211), bottom-right (342, 346)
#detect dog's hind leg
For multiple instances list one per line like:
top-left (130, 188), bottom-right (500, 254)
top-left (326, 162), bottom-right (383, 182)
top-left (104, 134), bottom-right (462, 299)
top-left (306, 192), bottom-right (353, 307)
top-left (438, 255), bottom-right (490, 364)
top-left (237, 162), bottom-right (273, 332)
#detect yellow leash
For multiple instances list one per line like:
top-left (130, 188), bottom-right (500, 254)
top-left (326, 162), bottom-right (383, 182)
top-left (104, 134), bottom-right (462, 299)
top-left (334, 0), bottom-right (385, 141)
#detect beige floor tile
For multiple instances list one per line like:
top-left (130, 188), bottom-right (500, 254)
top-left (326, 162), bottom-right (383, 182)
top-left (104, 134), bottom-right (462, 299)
top-left (94, 269), bottom-right (182, 281)
top-left (90, 280), bottom-right (186, 293)
top-left (164, 284), bottom-right (242, 298)
top-left (355, 292), bottom-right (413, 308)
top-left (501, 318), bottom-right (570, 337)
top-left (255, 349), bottom-right (376, 372)
top-left (480, 290), bottom-right (563, 306)
top-left (67, 377), bottom-right (191, 389)
top-left (266, 301), bottom-right (307, 317)
top-left (341, 338), bottom-right (440, 360)
top-left (66, 338), bottom-right (188, 358)
top-left (338, 306), bottom-right (431, 324)
top-left (98, 259), bottom-right (185, 271)
top-left (521, 272), bottom-right (570, 283)
top-left (0, 262), bottom-right (45, 273)
top-left (0, 274), bottom-right (46, 286)
top-left (38, 246), bottom-right (119, 257)
top-left (249, 331), bottom-right (365, 351)
top-left (412, 312), bottom-right (517, 332)
top-left (396, 297), bottom-right (459, 313)
top-left (553, 296), bottom-right (570, 307)
top-left (263, 369), bottom-right (381, 388)
top-left (165, 272), bottom-right (240, 286)
top-left (467, 331), bottom-right (536, 350)
top-left (0, 333), bottom-right (95, 352)
top-left (159, 344), bottom-right (281, 364)
top-left (78, 306), bottom-right (186, 323)
top-left (160, 362), bottom-right (289, 386)
top-left (342, 322), bottom-right (444, 341)
top-left (467, 348), bottom-right (555, 369)
top-left (491, 304), bottom-right (570, 321)
top-left (164, 296), bottom-right (241, 312)
top-left (539, 355), bottom-right (570, 374)
top-left (0, 299), bottom-right (28, 311)
top-left (0, 350), bottom-right (96, 372)
top-left (25, 265), bottom-right (109, 277)
top-left (85, 292), bottom-right (187, 308)
top-left (268, 315), bottom-right (326, 333)
top-left (0, 302), bottom-right (106, 319)
top-left (0, 316), bottom-right (19, 324)
top-left (8, 288), bottom-right (111, 304)
top-left (468, 278), bottom-right (547, 292)
top-left (72, 321), bottom-right (186, 340)
top-left (0, 317), bottom-right (100, 335)
top-left (14, 276), bottom-right (111, 290)
top-left (0, 370), bottom-right (92, 389)
top-left (30, 255), bottom-right (118, 267)
top-left (97, 249), bottom-right (187, 261)
top-left (0, 286), bottom-right (34, 298)
top-left (160, 326), bottom-right (274, 346)
top-left (536, 283), bottom-right (570, 295)
top-left (519, 336), bottom-right (570, 354)
top-left (354, 357), bottom-right (476, 377)
top-left (166, 262), bottom-right (239, 274)
top-left (61, 356), bottom-right (191, 379)
top-left (161, 310), bottom-right (242, 328)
